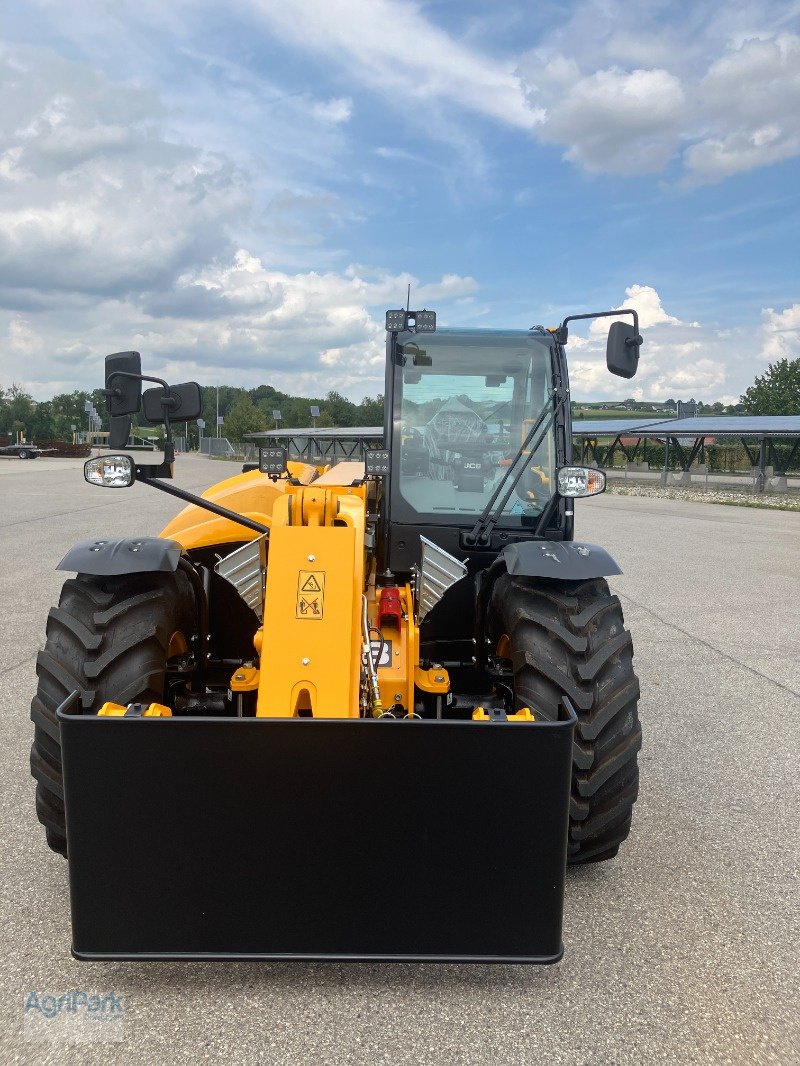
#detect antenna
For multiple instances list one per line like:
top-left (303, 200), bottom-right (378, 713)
top-left (406, 283), bottom-right (411, 314)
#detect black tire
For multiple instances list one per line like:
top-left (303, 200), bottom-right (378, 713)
top-left (30, 570), bottom-right (195, 855)
top-left (18, 449), bottom-right (29, 459)
top-left (488, 574), bottom-right (641, 864)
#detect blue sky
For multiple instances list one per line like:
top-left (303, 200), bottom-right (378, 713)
top-left (1, 0), bottom-right (799, 402)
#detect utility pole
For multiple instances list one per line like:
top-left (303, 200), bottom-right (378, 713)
top-left (216, 386), bottom-right (220, 437)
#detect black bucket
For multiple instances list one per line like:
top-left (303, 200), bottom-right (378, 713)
top-left (59, 702), bottom-right (576, 963)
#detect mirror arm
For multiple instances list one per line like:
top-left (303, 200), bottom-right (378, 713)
top-left (104, 369), bottom-right (170, 399)
top-left (105, 370), bottom-right (181, 460)
top-left (136, 475), bottom-right (270, 536)
top-left (556, 308), bottom-right (641, 345)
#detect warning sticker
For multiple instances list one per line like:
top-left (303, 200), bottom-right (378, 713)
top-left (296, 571), bottom-right (326, 619)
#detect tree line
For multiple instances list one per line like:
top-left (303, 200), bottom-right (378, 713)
top-left (1, 357), bottom-right (797, 444)
top-left (0, 383), bottom-right (384, 444)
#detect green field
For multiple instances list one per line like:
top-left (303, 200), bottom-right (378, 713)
top-left (571, 409), bottom-right (668, 420)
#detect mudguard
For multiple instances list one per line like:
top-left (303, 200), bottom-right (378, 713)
top-left (57, 537), bottom-right (182, 576)
top-left (500, 541), bottom-right (622, 580)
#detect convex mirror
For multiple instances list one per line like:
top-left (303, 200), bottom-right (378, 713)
top-left (105, 352), bottom-right (142, 416)
top-left (142, 382), bottom-right (203, 424)
top-left (606, 322), bottom-right (641, 379)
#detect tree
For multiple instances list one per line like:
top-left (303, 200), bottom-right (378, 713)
top-left (323, 390), bottom-right (357, 427)
top-left (222, 394), bottom-right (266, 442)
top-left (0, 384), bottom-right (36, 440)
top-left (740, 358), bottom-right (800, 415)
top-left (357, 395), bottom-right (384, 425)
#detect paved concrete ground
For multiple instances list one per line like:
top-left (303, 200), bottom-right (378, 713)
top-left (1, 455), bottom-right (798, 1065)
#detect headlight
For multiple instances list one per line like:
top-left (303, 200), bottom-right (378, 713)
top-left (556, 466), bottom-right (606, 498)
top-left (84, 454), bottom-right (136, 488)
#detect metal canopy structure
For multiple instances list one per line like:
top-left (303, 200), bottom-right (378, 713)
top-left (247, 427), bottom-right (384, 463)
top-left (571, 415), bottom-right (800, 491)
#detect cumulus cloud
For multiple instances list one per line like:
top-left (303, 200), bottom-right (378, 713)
top-left (683, 34), bottom-right (800, 182)
top-left (516, 8), bottom-right (800, 183)
top-left (589, 285), bottom-right (684, 335)
top-left (0, 45), bottom-right (477, 400)
top-left (0, 47), bottom-right (248, 298)
top-left (569, 284), bottom-right (762, 401)
top-left (522, 64), bottom-right (686, 174)
top-left (241, 0), bottom-right (800, 183)
top-left (0, 249), bottom-right (478, 398)
top-left (759, 303), bottom-right (800, 363)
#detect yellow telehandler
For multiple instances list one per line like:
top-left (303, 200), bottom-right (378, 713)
top-left (30, 308), bottom-right (642, 962)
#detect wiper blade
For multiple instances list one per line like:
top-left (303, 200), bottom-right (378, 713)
top-left (464, 389), bottom-right (565, 546)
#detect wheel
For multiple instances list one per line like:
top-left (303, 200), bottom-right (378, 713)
top-left (488, 574), bottom-right (641, 864)
top-left (18, 449), bottom-right (28, 459)
top-left (30, 570), bottom-right (195, 855)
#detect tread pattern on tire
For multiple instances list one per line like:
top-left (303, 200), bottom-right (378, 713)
top-left (489, 574), bottom-right (641, 864)
top-left (30, 571), bottom-right (193, 856)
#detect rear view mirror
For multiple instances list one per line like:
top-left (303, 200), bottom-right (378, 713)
top-left (108, 415), bottom-right (131, 448)
top-left (105, 352), bottom-right (142, 415)
top-left (142, 382), bottom-right (203, 424)
top-left (485, 374), bottom-right (507, 387)
top-left (606, 322), bottom-right (642, 379)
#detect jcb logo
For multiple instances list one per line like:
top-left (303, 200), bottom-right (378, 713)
top-left (464, 462), bottom-right (480, 470)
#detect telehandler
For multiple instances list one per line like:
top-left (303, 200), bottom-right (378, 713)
top-left (30, 308), bottom-right (642, 962)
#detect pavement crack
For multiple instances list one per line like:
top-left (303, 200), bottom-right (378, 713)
top-left (617, 591), bottom-right (800, 700)
top-left (0, 653), bottom-right (36, 678)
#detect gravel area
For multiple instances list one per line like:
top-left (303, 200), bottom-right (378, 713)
top-left (607, 482), bottom-right (800, 510)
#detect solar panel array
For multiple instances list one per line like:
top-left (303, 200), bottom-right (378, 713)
top-left (572, 416), bottom-right (800, 437)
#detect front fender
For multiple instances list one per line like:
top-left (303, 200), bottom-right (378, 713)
top-left (57, 537), bottom-right (182, 575)
top-left (500, 541), bottom-right (622, 580)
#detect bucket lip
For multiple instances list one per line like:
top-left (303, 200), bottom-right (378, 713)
top-left (58, 703), bottom-right (577, 730)
top-left (71, 946), bottom-right (565, 964)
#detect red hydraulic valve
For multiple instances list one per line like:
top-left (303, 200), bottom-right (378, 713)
top-left (378, 586), bottom-right (402, 629)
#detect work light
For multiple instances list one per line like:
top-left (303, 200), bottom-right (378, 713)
top-left (84, 454), bottom-right (135, 488)
top-left (556, 467), bottom-right (606, 497)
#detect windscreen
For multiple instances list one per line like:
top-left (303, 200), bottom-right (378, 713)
top-left (395, 330), bottom-right (555, 522)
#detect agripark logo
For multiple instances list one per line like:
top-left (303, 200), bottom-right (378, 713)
top-left (24, 990), bottom-right (125, 1042)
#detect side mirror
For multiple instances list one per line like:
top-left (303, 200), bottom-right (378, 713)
top-left (141, 382), bottom-right (203, 424)
top-left (606, 322), bottom-right (642, 379)
top-left (108, 415), bottom-right (131, 448)
top-left (105, 352), bottom-right (142, 415)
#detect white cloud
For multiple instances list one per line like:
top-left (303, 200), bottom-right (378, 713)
top-left (516, 3), bottom-right (800, 183)
top-left (683, 34), bottom-right (800, 182)
top-left (312, 97), bottom-right (353, 124)
top-left (0, 44), bottom-right (478, 401)
top-left (759, 303), bottom-right (800, 363)
top-left (0, 47), bottom-right (248, 297)
top-left (246, 0), bottom-right (541, 132)
top-left (589, 285), bottom-right (683, 335)
top-left (243, 0), bottom-right (800, 184)
top-left (523, 65), bottom-right (686, 174)
top-left (569, 284), bottom-right (765, 401)
top-left (0, 254), bottom-right (478, 399)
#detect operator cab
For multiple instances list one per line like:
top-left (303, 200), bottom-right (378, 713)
top-left (384, 321), bottom-right (567, 572)
top-left (393, 329), bottom-right (556, 523)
